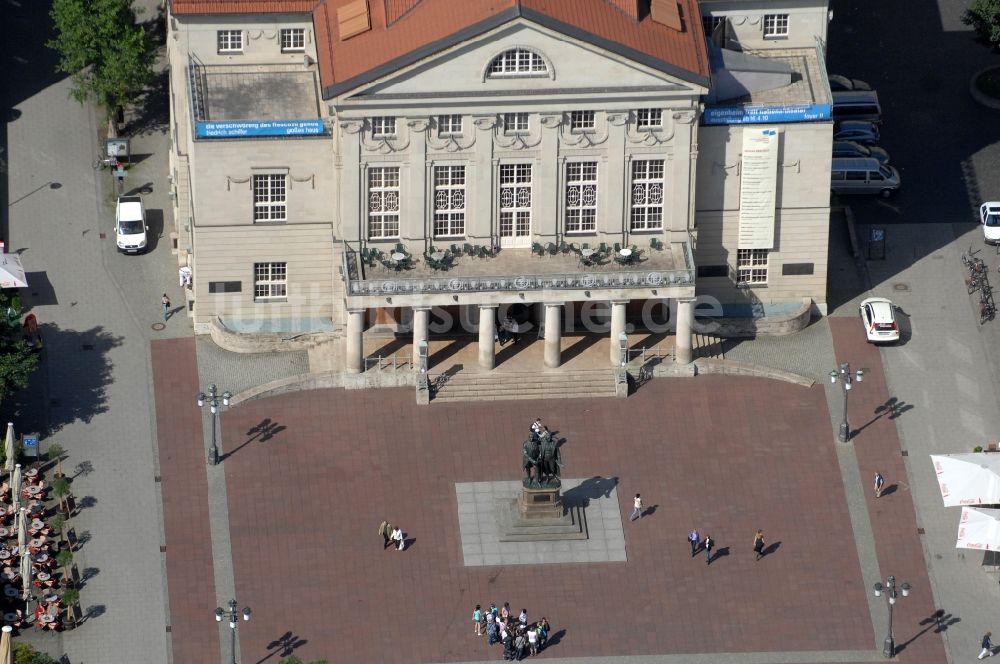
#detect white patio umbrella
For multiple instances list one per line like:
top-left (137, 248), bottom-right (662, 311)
top-left (9, 465), bottom-right (20, 516)
top-left (931, 453), bottom-right (1000, 506)
top-left (0, 624), bottom-right (12, 664)
top-left (0, 254), bottom-right (28, 289)
top-left (15, 509), bottom-right (26, 554)
top-left (19, 548), bottom-right (30, 601)
top-left (2, 424), bottom-right (13, 473)
top-left (956, 506), bottom-right (1000, 549)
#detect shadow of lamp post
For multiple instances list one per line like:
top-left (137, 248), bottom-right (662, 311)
top-left (873, 575), bottom-right (910, 658)
top-left (830, 362), bottom-right (864, 442)
top-left (197, 384), bottom-right (232, 466)
top-left (216, 598), bottom-right (251, 664)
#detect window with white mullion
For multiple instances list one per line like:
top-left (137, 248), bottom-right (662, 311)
top-left (487, 48), bottom-right (547, 77)
top-left (438, 115), bottom-right (463, 136)
top-left (252, 174), bottom-right (286, 222)
top-left (217, 30), bottom-right (243, 53)
top-left (763, 14), bottom-right (789, 37)
top-left (736, 249), bottom-right (769, 284)
top-left (636, 108), bottom-right (662, 129)
top-left (570, 110), bottom-right (595, 132)
top-left (503, 113), bottom-right (529, 134)
top-left (371, 116), bottom-right (396, 137)
top-left (280, 28), bottom-right (305, 52)
top-left (629, 160), bottom-right (664, 231)
top-left (499, 164), bottom-right (531, 238)
top-left (253, 262), bottom-right (287, 301)
top-left (368, 167), bottom-right (400, 239)
top-left (433, 165), bottom-right (465, 238)
top-left (564, 162), bottom-right (598, 233)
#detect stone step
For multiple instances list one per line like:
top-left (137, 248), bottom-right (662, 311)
top-left (439, 372), bottom-right (612, 386)
top-left (497, 500), bottom-right (588, 542)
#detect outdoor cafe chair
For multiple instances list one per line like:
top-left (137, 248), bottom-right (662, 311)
top-left (532, 242), bottom-right (545, 256)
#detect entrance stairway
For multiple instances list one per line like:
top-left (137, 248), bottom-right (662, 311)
top-left (430, 368), bottom-right (618, 403)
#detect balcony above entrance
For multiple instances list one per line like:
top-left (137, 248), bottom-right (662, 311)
top-left (342, 238), bottom-right (696, 309)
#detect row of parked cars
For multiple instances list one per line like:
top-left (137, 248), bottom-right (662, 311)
top-left (828, 75), bottom-right (901, 198)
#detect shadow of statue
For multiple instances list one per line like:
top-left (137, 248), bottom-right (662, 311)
top-left (562, 476), bottom-right (619, 508)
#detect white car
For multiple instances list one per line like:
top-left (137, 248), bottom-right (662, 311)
top-left (859, 297), bottom-right (900, 343)
top-left (115, 195), bottom-right (148, 254)
top-left (981, 201), bottom-right (1000, 245)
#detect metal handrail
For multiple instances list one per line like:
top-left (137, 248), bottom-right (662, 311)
top-left (364, 355), bottom-right (412, 372)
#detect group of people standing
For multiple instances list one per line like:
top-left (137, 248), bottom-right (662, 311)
top-left (474, 602), bottom-right (550, 661)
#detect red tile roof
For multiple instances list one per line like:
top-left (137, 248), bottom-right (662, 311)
top-left (171, 0), bottom-right (710, 98)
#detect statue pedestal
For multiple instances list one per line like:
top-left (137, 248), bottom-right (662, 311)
top-left (518, 486), bottom-right (563, 520)
top-left (498, 484), bottom-right (588, 542)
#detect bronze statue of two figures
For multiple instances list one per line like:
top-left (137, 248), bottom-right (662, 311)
top-left (522, 431), bottom-right (562, 488)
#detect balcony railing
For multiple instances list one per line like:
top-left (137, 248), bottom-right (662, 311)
top-left (342, 240), bottom-right (695, 297)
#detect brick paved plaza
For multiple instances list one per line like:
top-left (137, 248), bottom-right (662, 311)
top-left (153, 322), bottom-right (949, 664)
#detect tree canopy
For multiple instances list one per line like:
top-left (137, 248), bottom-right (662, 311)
top-left (964, 0), bottom-right (1000, 49)
top-left (0, 292), bottom-right (38, 406)
top-left (47, 0), bottom-right (154, 122)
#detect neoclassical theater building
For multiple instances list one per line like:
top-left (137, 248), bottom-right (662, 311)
top-left (166, 0), bottom-right (834, 371)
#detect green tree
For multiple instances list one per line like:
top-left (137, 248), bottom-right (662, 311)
top-left (12, 642), bottom-right (59, 664)
top-left (47, 0), bottom-right (153, 134)
top-left (0, 290), bottom-right (38, 406)
top-left (964, 0), bottom-right (1000, 49)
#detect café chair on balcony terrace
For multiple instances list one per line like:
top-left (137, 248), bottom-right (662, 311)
top-left (532, 242), bottom-right (545, 256)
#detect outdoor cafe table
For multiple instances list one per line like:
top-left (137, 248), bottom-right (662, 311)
top-left (42, 593), bottom-right (57, 604)
top-left (0, 528), bottom-right (9, 539)
top-left (24, 469), bottom-right (37, 480)
top-left (27, 503), bottom-right (43, 516)
top-left (33, 553), bottom-right (49, 564)
top-left (3, 586), bottom-right (17, 598)
top-left (35, 572), bottom-right (49, 582)
top-left (24, 486), bottom-right (41, 497)
top-left (29, 538), bottom-right (46, 550)
top-left (3, 612), bottom-right (15, 622)
top-left (0, 550), bottom-right (10, 562)
top-left (30, 520), bottom-right (43, 531)
top-left (38, 613), bottom-right (56, 628)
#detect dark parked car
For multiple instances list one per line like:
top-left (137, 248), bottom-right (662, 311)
top-left (832, 140), bottom-right (890, 164)
top-left (833, 121), bottom-right (880, 146)
top-left (828, 74), bottom-right (873, 92)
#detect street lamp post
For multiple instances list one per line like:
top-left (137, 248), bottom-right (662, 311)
top-left (829, 362), bottom-right (864, 442)
top-left (197, 384), bottom-right (232, 466)
top-left (215, 598), bottom-right (251, 664)
top-left (873, 575), bottom-right (910, 658)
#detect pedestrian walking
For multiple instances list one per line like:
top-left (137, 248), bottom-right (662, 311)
top-left (753, 529), bottom-right (765, 560)
top-left (687, 528), bottom-right (700, 557)
top-left (527, 625), bottom-right (538, 655)
top-left (981, 631), bottom-right (995, 658)
top-left (519, 608), bottom-right (527, 626)
top-left (391, 526), bottom-right (405, 551)
top-left (501, 602), bottom-right (511, 621)
top-left (161, 293), bottom-right (171, 321)
top-left (703, 534), bottom-right (714, 565)
top-left (490, 603), bottom-right (499, 621)
top-left (630, 493), bottom-right (643, 521)
top-left (514, 631), bottom-right (526, 661)
top-left (474, 605), bottom-right (482, 636)
top-left (874, 471), bottom-right (885, 498)
top-left (378, 520), bottom-right (393, 549)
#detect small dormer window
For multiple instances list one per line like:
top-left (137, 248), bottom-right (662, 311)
top-left (488, 48), bottom-right (547, 77)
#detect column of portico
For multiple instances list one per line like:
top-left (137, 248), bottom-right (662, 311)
top-left (609, 300), bottom-right (628, 366)
top-left (675, 298), bottom-right (695, 365)
top-left (412, 307), bottom-right (430, 367)
top-left (345, 309), bottom-right (365, 374)
top-left (478, 305), bottom-right (497, 370)
top-left (543, 303), bottom-right (563, 368)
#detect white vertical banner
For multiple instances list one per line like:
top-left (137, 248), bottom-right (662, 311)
top-left (738, 128), bottom-right (780, 249)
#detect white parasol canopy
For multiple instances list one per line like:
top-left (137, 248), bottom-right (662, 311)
top-left (0, 624), bottom-right (12, 664)
top-left (16, 509), bottom-right (26, 554)
top-left (2, 424), bottom-right (12, 473)
top-left (956, 506), bottom-right (1000, 549)
top-left (19, 548), bottom-right (30, 601)
top-left (931, 453), bottom-right (1000, 506)
top-left (0, 255), bottom-right (27, 289)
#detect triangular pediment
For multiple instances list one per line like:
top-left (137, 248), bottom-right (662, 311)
top-left (336, 20), bottom-right (707, 103)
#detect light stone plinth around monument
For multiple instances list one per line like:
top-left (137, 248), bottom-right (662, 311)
top-left (456, 478), bottom-right (626, 567)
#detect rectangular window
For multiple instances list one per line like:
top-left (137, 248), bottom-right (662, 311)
top-left (217, 30), bottom-right (243, 53)
top-left (433, 165), bottom-right (465, 237)
top-left (503, 113), bottom-right (529, 134)
top-left (252, 174), bottom-right (286, 222)
top-left (368, 167), bottom-right (400, 238)
top-left (737, 249), bottom-right (769, 284)
top-left (254, 262), bottom-right (287, 301)
top-left (565, 162), bottom-right (597, 233)
top-left (280, 28), bottom-right (305, 52)
top-left (629, 160), bottom-right (664, 231)
top-left (570, 110), bottom-right (596, 132)
top-left (371, 116), bottom-right (396, 137)
top-left (636, 109), bottom-right (662, 129)
top-left (763, 14), bottom-right (789, 38)
top-left (499, 164), bottom-right (532, 239)
top-left (438, 115), bottom-right (463, 136)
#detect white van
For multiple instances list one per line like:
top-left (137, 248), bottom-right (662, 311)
top-left (831, 90), bottom-right (882, 123)
top-left (831, 158), bottom-right (900, 198)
